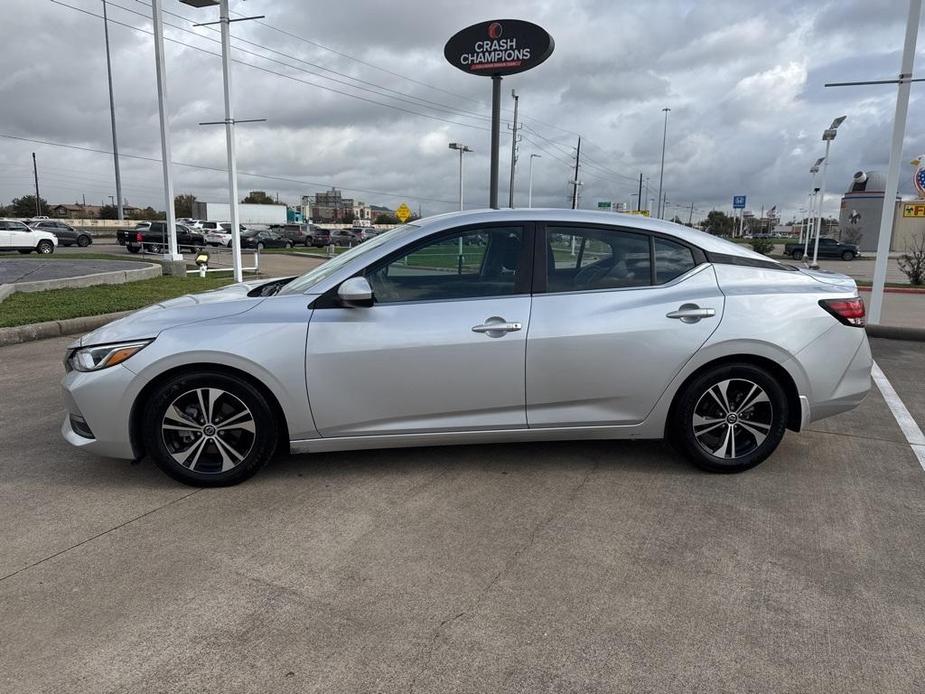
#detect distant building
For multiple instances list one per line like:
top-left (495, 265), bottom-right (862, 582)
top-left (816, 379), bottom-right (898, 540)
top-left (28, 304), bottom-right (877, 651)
top-left (310, 188), bottom-right (355, 222)
top-left (50, 203), bottom-right (100, 219)
top-left (838, 171), bottom-right (899, 252)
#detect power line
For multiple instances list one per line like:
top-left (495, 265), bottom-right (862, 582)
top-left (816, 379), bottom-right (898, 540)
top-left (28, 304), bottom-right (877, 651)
top-left (121, 0), bottom-right (503, 127)
top-left (0, 132), bottom-right (459, 205)
top-left (51, 0), bottom-right (495, 134)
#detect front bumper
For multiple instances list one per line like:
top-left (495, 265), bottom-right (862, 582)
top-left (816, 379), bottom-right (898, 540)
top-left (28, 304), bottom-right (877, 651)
top-left (61, 363), bottom-right (145, 460)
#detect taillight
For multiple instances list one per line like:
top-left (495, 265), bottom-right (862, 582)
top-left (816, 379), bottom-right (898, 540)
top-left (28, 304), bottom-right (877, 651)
top-left (819, 297), bottom-right (865, 327)
top-left (135, 232), bottom-right (143, 242)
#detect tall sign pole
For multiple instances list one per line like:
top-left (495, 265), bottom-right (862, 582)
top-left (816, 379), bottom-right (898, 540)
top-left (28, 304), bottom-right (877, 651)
top-left (490, 76), bottom-right (502, 209)
top-left (657, 107), bottom-right (671, 218)
top-left (445, 20), bottom-right (554, 210)
top-left (870, 0), bottom-right (921, 324)
top-left (571, 137), bottom-right (582, 209)
top-left (32, 153), bottom-right (41, 215)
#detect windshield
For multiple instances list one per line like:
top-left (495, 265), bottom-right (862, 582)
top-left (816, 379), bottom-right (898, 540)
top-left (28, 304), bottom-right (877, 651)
top-left (279, 224), bottom-right (418, 295)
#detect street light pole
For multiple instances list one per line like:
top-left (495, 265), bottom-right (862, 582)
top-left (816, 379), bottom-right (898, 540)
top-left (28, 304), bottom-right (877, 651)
top-left (802, 158), bottom-right (824, 259)
top-left (448, 142), bottom-right (471, 211)
top-left (656, 107), bottom-right (670, 218)
top-left (219, 0), bottom-right (242, 282)
top-left (811, 117), bottom-right (846, 269)
top-left (151, 0), bottom-right (179, 260)
top-left (528, 153), bottom-right (541, 208)
top-left (102, 0), bottom-right (124, 221)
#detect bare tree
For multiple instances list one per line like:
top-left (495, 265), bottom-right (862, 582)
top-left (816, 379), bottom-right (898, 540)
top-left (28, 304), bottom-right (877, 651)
top-left (898, 232), bottom-right (925, 285)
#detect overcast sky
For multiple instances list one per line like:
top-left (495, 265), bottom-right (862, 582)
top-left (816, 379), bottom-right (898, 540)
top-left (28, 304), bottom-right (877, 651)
top-left (1, 0), bottom-right (924, 222)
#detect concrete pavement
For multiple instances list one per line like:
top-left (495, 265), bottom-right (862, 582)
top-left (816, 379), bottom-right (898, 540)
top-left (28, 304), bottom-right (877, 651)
top-left (1, 336), bottom-right (924, 692)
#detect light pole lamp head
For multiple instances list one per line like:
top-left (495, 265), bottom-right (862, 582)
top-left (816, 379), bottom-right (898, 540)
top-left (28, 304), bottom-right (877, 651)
top-left (179, 0), bottom-right (219, 6)
top-left (830, 115), bottom-right (847, 130)
top-left (448, 142), bottom-right (471, 152)
top-left (531, 153), bottom-right (541, 160)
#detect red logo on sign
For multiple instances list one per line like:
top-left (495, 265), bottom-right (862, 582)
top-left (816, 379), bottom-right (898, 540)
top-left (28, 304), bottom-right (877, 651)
top-left (488, 22), bottom-right (502, 39)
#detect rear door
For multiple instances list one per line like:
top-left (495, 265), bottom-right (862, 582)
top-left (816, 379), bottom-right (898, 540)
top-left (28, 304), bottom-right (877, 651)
top-left (306, 223), bottom-right (533, 436)
top-left (526, 223), bottom-right (724, 427)
top-left (0, 221), bottom-right (13, 248)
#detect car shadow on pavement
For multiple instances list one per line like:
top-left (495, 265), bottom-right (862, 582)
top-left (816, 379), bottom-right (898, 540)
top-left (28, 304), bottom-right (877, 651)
top-left (263, 439), bottom-right (693, 482)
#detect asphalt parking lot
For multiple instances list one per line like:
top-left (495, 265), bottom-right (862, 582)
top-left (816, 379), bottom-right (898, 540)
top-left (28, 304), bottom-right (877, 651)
top-left (1, 336), bottom-right (924, 693)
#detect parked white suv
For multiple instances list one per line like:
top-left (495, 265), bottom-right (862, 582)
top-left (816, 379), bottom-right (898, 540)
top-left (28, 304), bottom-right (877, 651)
top-left (0, 220), bottom-right (58, 254)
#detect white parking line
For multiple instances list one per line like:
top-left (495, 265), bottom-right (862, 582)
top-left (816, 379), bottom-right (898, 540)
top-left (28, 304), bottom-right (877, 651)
top-left (872, 360), bottom-right (925, 471)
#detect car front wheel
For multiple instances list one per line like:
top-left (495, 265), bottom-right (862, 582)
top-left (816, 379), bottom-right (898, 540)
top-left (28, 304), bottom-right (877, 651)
top-left (670, 363), bottom-right (788, 473)
top-left (841, 250), bottom-right (855, 261)
top-left (142, 371), bottom-right (279, 486)
top-left (77, 235), bottom-right (91, 247)
top-left (37, 240), bottom-right (54, 254)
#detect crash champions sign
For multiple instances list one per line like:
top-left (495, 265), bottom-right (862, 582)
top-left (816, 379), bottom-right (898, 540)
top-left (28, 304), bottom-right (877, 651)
top-left (444, 20), bottom-right (554, 77)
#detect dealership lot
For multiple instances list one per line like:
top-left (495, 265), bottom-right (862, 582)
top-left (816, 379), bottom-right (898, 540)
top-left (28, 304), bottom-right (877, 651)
top-left (0, 336), bottom-right (923, 692)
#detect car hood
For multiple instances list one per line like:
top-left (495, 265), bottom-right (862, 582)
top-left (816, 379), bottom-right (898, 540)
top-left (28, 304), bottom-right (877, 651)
top-left (75, 280), bottom-right (271, 347)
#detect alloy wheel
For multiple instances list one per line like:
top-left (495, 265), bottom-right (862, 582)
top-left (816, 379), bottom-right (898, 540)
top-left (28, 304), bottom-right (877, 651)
top-left (692, 378), bottom-right (773, 459)
top-left (161, 388), bottom-right (256, 473)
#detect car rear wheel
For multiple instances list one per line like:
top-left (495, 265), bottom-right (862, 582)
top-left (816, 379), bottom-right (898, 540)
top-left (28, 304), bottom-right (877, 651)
top-left (37, 240), bottom-right (54, 254)
top-left (142, 372), bottom-right (278, 486)
top-left (285, 241), bottom-right (293, 249)
top-left (670, 363), bottom-right (788, 473)
top-left (841, 250), bottom-right (855, 261)
top-left (791, 248), bottom-right (804, 261)
top-left (77, 235), bottom-right (91, 247)
top-left (304, 238), bottom-right (312, 247)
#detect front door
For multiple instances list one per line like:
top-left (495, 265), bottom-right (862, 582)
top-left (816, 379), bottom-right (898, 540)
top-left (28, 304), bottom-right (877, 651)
top-left (306, 224), bottom-right (533, 437)
top-left (526, 224), bottom-right (724, 427)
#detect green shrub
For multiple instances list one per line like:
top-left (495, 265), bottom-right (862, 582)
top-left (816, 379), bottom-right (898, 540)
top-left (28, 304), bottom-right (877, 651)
top-left (750, 238), bottom-right (776, 256)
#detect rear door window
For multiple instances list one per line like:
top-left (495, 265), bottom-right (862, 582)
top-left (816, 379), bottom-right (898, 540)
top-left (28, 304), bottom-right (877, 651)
top-left (654, 238), bottom-right (696, 283)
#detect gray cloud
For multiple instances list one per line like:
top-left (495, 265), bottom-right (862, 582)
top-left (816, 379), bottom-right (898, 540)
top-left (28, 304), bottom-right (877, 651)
top-left (2, 0), bottom-right (924, 222)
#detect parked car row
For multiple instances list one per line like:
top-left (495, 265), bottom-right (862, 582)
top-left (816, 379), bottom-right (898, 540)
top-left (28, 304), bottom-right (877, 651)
top-left (0, 219), bottom-right (58, 254)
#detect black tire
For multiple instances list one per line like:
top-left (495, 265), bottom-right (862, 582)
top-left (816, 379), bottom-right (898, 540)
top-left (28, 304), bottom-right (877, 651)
top-left (77, 235), bottom-right (91, 247)
top-left (304, 238), bottom-right (312, 247)
top-left (142, 371), bottom-right (279, 487)
top-left (127, 245), bottom-right (140, 254)
top-left (669, 363), bottom-right (788, 473)
top-left (285, 241), bottom-right (293, 249)
top-left (791, 248), bottom-right (804, 261)
top-left (37, 240), bottom-right (54, 254)
top-left (841, 250), bottom-right (855, 261)
top-left (149, 244), bottom-right (162, 254)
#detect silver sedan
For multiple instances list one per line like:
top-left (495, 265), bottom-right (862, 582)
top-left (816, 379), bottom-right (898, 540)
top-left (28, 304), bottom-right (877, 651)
top-left (61, 209), bottom-right (872, 486)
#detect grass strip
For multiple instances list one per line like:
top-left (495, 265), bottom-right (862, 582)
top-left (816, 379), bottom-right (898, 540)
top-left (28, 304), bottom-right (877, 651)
top-left (0, 274), bottom-right (234, 328)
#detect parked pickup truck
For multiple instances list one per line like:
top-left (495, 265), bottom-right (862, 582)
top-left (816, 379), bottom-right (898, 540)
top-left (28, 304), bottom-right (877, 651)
top-left (116, 222), bottom-right (150, 246)
top-left (784, 237), bottom-right (860, 261)
top-left (125, 222), bottom-right (206, 254)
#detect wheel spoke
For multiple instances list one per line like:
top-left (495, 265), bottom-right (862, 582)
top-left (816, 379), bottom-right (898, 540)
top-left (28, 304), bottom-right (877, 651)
top-left (162, 423), bottom-right (200, 432)
top-left (213, 435), bottom-right (245, 472)
top-left (170, 435), bottom-right (206, 469)
top-left (693, 413), bottom-right (726, 438)
top-left (216, 409), bottom-right (253, 431)
top-left (738, 421), bottom-right (768, 446)
top-left (737, 386), bottom-right (770, 414)
top-left (712, 425), bottom-right (733, 457)
top-left (707, 381), bottom-right (732, 414)
top-left (165, 404), bottom-right (199, 428)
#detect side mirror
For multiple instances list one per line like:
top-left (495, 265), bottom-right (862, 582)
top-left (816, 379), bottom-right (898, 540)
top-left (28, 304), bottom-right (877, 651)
top-left (337, 276), bottom-right (374, 308)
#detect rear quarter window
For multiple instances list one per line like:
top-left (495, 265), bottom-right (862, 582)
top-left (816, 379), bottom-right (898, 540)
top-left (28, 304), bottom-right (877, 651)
top-left (654, 238), bottom-right (696, 283)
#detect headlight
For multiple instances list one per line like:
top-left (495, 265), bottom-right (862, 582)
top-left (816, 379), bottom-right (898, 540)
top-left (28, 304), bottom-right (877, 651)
top-left (67, 340), bottom-right (152, 372)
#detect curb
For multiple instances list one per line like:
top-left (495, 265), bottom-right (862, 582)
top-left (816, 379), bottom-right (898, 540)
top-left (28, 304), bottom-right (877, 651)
top-left (0, 311), bottom-right (131, 348)
top-left (857, 286), bottom-right (925, 295)
top-left (866, 324), bottom-right (925, 342)
top-left (0, 262), bottom-right (162, 303)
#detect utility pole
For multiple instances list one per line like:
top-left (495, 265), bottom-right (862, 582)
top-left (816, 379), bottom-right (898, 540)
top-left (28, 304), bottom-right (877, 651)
top-left (636, 173), bottom-right (643, 212)
top-left (102, 0), bottom-right (124, 221)
top-left (507, 90), bottom-right (520, 208)
top-left (688, 201), bottom-right (695, 225)
top-left (570, 136), bottom-right (581, 210)
top-left (32, 153), bottom-right (41, 216)
top-left (657, 107), bottom-right (671, 218)
top-left (528, 153), bottom-right (541, 208)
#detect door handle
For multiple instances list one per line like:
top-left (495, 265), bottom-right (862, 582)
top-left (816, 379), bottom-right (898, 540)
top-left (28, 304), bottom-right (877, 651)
top-left (472, 316), bottom-right (522, 337)
top-left (666, 304), bottom-right (716, 324)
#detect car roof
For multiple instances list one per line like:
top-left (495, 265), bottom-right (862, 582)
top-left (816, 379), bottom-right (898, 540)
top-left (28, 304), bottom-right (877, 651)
top-left (416, 208), bottom-right (773, 262)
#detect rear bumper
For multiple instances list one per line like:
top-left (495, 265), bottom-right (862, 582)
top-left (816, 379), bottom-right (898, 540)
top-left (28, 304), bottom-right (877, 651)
top-left (793, 325), bottom-right (872, 424)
